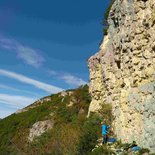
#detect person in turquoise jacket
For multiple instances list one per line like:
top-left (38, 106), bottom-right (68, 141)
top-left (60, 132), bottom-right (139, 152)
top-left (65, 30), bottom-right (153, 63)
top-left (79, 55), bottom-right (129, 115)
top-left (101, 122), bottom-right (110, 144)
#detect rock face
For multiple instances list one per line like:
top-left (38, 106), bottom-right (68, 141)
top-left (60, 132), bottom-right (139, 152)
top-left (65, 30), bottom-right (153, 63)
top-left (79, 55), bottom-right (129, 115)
top-left (29, 120), bottom-right (54, 141)
top-left (88, 0), bottom-right (155, 152)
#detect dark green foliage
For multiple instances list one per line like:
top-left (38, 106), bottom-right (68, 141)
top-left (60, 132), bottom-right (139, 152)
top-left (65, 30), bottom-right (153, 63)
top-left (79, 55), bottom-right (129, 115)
top-left (99, 104), bottom-right (114, 127)
top-left (103, 28), bottom-right (108, 36)
top-left (0, 100), bottom-right (54, 154)
top-left (104, 0), bottom-right (115, 22)
top-left (115, 140), bottom-right (134, 151)
top-left (89, 146), bottom-right (116, 155)
top-left (114, 141), bottom-right (152, 155)
top-left (139, 148), bottom-right (150, 154)
top-left (0, 85), bottom-right (93, 155)
top-left (102, 0), bottom-right (115, 36)
top-left (0, 85), bottom-right (117, 155)
top-left (77, 114), bottom-right (101, 155)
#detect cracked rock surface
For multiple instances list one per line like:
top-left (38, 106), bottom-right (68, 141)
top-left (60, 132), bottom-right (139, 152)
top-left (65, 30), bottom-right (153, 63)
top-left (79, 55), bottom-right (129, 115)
top-left (29, 120), bottom-right (54, 141)
top-left (88, 0), bottom-right (155, 152)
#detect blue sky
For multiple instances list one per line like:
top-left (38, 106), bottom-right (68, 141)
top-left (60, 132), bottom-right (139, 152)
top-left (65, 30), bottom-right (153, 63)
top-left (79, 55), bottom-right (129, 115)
top-left (0, 0), bottom-right (111, 118)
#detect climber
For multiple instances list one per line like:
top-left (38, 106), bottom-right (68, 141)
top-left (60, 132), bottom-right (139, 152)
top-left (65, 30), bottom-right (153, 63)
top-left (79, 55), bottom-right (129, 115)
top-left (109, 10), bottom-right (119, 27)
top-left (101, 121), bottom-right (110, 144)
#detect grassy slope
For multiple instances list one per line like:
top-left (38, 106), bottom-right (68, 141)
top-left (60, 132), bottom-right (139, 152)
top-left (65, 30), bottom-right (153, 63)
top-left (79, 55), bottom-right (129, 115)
top-left (0, 85), bottom-right (113, 155)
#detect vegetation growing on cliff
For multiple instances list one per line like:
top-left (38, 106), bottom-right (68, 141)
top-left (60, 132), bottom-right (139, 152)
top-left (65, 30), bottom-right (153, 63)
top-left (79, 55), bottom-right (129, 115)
top-left (0, 85), bottom-right (104, 155)
top-left (102, 0), bottom-right (115, 36)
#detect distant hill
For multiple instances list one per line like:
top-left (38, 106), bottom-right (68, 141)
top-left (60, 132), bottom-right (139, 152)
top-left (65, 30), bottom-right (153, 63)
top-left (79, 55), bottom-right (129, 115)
top-left (0, 85), bottom-right (104, 155)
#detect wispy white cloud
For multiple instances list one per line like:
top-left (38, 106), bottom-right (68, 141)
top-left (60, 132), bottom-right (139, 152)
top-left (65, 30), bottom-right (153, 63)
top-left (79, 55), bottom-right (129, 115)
top-left (61, 74), bottom-right (87, 87)
top-left (47, 70), bottom-right (87, 87)
top-left (0, 84), bottom-right (20, 92)
top-left (0, 108), bottom-right (16, 119)
top-left (0, 69), bottom-right (64, 94)
top-left (0, 36), bottom-right (44, 68)
top-left (0, 94), bottom-right (37, 118)
top-left (0, 93), bottom-right (36, 107)
top-left (47, 70), bottom-right (58, 76)
top-left (0, 84), bottom-right (39, 96)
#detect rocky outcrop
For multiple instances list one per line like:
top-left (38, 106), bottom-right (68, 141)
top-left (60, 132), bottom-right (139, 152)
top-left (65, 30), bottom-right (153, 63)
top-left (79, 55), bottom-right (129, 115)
top-left (88, 0), bottom-right (155, 152)
top-left (28, 120), bottom-right (54, 141)
top-left (16, 96), bottom-right (52, 114)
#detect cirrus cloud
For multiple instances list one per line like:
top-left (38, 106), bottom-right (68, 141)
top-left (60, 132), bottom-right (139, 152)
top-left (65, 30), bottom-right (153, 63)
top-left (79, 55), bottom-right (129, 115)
top-left (0, 94), bottom-right (37, 118)
top-left (61, 73), bottom-right (87, 87)
top-left (0, 36), bottom-right (44, 68)
top-left (0, 69), bottom-right (64, 94)
top-left (0, 93), bottom-right (36, 107)
top-left (47, 70), bottom-right (87, 87)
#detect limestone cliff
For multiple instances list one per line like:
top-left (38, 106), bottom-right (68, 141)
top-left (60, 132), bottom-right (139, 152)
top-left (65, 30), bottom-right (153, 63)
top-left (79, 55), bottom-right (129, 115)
top-left (88, 0), bottom-right (155, 152)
